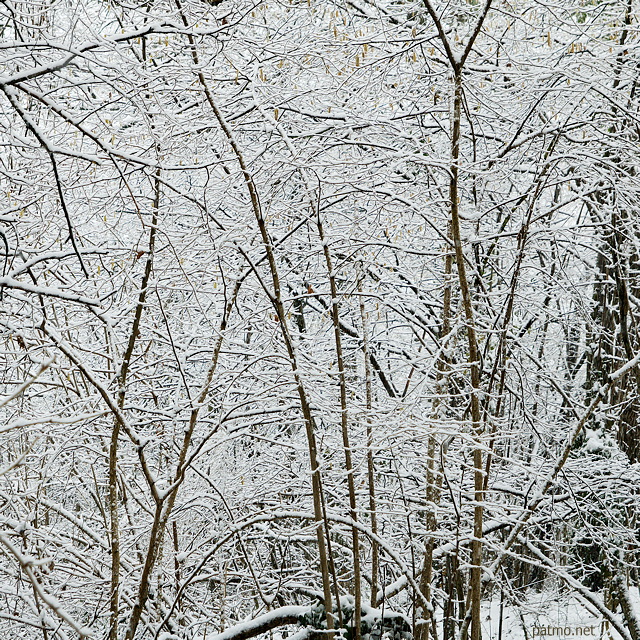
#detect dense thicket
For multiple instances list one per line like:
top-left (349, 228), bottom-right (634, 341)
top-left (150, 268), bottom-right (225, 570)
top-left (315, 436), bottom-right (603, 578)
top-left (1, 0), bottom-right (639, 639)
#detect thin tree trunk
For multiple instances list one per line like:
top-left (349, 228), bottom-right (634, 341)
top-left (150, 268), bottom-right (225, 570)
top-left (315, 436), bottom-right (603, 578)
top-left (317, 210), bottom-right (361, 640)
top-left (612, 573), bottom-right (640, 640)
top-left (359, 272), bottom-right (379, 609)
top-left (416, 225), bottom-right (452, 640)
top-left (448, 68), bottom-right (484, 640)
top-left (109, 167), bottom-right (160, 640)
top-left (418, 4), bottom-right (495, 636)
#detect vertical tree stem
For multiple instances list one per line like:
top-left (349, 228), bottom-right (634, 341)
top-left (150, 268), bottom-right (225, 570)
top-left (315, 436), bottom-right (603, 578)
top-left (317, 211), bottom-right (361, 640)
top-left (359, 271), bottom-right (379, 608)
top-left (109, 166), bottom-right (160, 640)
top-left (448, 68), bottom-right (484, 640)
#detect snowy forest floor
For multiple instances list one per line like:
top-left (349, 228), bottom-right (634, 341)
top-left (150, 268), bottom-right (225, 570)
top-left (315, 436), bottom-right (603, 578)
top-left (480, 590), bottom-right (638, 640)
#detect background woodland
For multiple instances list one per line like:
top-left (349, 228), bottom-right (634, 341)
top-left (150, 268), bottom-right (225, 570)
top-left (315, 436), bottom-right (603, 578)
top-left (1, 0), bottom-right (640, 638)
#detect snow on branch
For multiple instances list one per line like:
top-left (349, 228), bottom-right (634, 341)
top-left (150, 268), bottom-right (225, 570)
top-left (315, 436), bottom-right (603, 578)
top-left (207, 606), bottom-right (311, 640)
